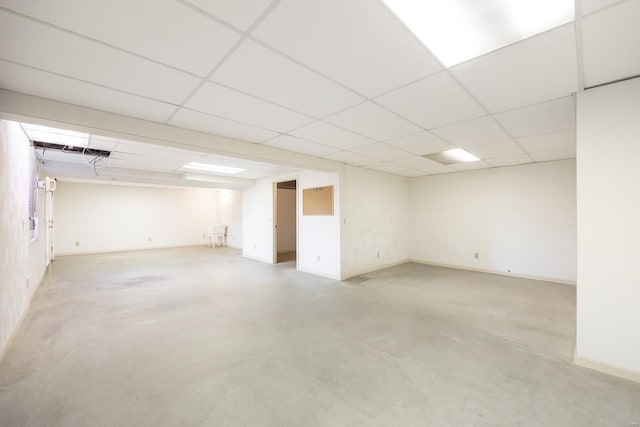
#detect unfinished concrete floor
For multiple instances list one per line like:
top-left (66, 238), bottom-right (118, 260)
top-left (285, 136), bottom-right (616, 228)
top-left (0, 247), bottom-right (638, 426)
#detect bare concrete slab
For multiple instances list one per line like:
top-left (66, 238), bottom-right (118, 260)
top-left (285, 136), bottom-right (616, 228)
top-left (0, 247), bottom-right (638, 426)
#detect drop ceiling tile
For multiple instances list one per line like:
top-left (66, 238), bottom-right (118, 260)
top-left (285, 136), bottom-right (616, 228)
top-left (0, 61), bottom-right (177, 122)
top-left (169, 108), bottom-right (277, 143)
top-left (115, 143), bottom-right (201, 162)
top-left (386, 131), bottom-right (454, 155)
top-left (181, 0), bottom-right (272, 30)
top-left (517, 130), bottom-right (576, 152)
top-left (211, 40), bottom-right (363, 118)
top-left (0, 0), bottom-right (240, 76)
top-left (263, 135), bottom-right (339, 157)
top-left (185, 82), bottom-right (313, 132)
top-left (582, 1), bottom-right (640, 87)
top-left (486, 154), bottom-right (532, 167)
top-left (426, 165), bottom-right (457, 175)
top-left (106, 158), bottom-right (184, 173)
top-left (530, 147), bottom-right (576, 162)
top-left (252, 0), bottom-right (441, 97)
top-left (325, 102), bottom-right (421, 141)
top-left (365, 162), bottom-right (409, 174)
top-left (432, 117), bottom-right (510, 146)
top-left (88, 135), bottom-right (120, 151)
top-left (452, 24), bottom-right (578, 113)
top-left (392, 156), bottom-right (444, 171)
top-left (0, 11), bottom-right (200, 104)
top-left (289, 121), bottom-right (375, 150)
top-left (22, 123), bottom-right (88, 146)
top-left (494, 96), bottom-right (576, 137)
top-left (449, 161), bottom-right (492, 171)
top-left (322, 151), bottom-right (377, 166)
top-left (376, 72), bottom-right (486, 129)
top-left (396, 169), bottom-right (427, 177)
top-left (581, 0), bottom-right (622, 15)
top-left (351, 143), bottom-right (412, 161)
top-left (464, 140), bottom-right (524, 159)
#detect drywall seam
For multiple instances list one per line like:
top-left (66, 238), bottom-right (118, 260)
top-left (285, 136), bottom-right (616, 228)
top-left (574, 355), bottom-right (640, 384)
top-left (409, 259), bottom-right (577, 286)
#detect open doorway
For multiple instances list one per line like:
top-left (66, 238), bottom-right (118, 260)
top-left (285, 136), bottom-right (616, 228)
top-left (275, 180), bottom-right (297, 263)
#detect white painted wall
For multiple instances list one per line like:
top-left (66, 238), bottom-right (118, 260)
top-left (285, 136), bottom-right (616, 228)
top-left (297, 170), bottom-right (341, 279)
top-left (54, 182), bottom-right (218, 254)
top-left (341, 166), bottom-right (409, 278)
top-left (215, 189), bottom-right (242, 249)
top-left (242, 170), bottom-right (341, 279)
top-left (576, 77), bottom-right (640, 378)
top-left (276, 187), bottom-right (296, 253)
top-left (0, 120), bottom-right (47, 358)
top-left (409, 160), bottom-right (577, 283)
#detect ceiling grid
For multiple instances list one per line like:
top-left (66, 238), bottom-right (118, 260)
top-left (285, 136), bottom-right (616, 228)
top-left (0, 0), bottom-right (637, 181)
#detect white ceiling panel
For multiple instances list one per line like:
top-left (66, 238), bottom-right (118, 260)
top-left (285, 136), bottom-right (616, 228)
top-left (169, 108), bottom-right (277, 143)
top-left (0, 60), bottom-right (177, 123)
top-left (517, 130), bottom-right (576, 153)
top-left (0, 10), bottom-right (200, 104)
top-left (181, 0), bottom-right (272, 30)
top-left (396, 169), bottom-right (427, 177)
top-left (114, 143), bottom-right (202, 162)
top-left (432, 117), bottom-right (510, 146)
top-left (0, 0), bottom-right (240, 76)
top-left (422, 164), bottom-right (456, 175)
top-left (449, 161), bottom-right (492, 171)
top-left (581, 0), bottom-right (623, 15)
top-left (452, 24), bottom-right (579, 113)
top-left (263, 135), bottom-right (339, 157)
top-left (376, 72), bottom-right (486, 129)
top-left (465, 140), bottom-right (525, 159)
top-left (88, 135), bottom-right (120, 151)
top-left (325, 102), bottom-right (421, 141)
top-left (386, 131), bottom-right (454, 155)
top-left (365, 162), bottom-right (410, 174)
top-left (582, 0), bottom-right (640, 87)
top-left (392, 156), bottom-right (445, 171)
top-left (252, 0), bottom-right (441, 97)
top-left (530, 147), bottom-right (576, 162)
top-left (322, 151), bottom-right (377, 166)
top-left (494, 96), bottom-right (576, 137)
top-left (382, 0), bottom-right (575, 67)
top-left (211, 40), bottom-right (363, 118)
top-left (352, 143), bottom-right (412, 161)
top-left (185, 82), bottom-right (313, 132)
top-left (485, 154), bottom-right (532, 167)
top-left (289, 121), bottom-right (375, 150)
top-left (22, 123), bottom-right (88, 145)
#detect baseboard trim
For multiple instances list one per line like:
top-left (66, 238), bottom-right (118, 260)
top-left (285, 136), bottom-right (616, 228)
top-left (341, 259), bottom-right (410, 280)
top-left (574, 354), bottom-right (640, 384)
top-left (408, 259), bottom-right (576, 286)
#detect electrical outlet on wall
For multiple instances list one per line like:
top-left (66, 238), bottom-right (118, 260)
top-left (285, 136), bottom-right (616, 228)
top-left (377, 251), bottom-right (380, 258)
top-left (317, 255), bottom-right (320, 262)
top-left (75, 241), bottom-right (79, 247)
top-left (474, 252), bottom-right (479, 259)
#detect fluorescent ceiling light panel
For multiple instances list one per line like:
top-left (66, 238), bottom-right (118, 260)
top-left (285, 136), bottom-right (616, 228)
top-left (183, 162), bottom-right (245, 174)
top-left (382, 0), bottom-right (574, 66)
top-left (423, 148), bottom-right (480, 164)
